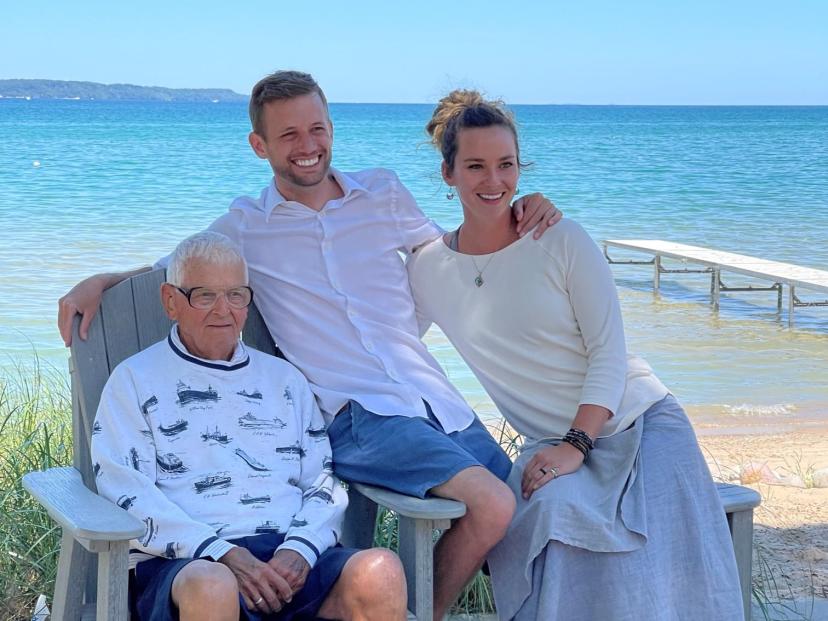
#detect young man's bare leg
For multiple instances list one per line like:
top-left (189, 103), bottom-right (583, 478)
top-left (430, 466), bottom-right (516, 620)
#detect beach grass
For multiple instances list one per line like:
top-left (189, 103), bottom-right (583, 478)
top-left (0, 360), bottom-right (72, 621)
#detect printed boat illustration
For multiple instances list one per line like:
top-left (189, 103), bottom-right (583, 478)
top-left (140, 516), bottom-right (157, 546)
top-left (306, 426), bottom-right (327, 439)
top-left (141, 395), bottom-right (158, 415)
top-left (237, 389), bottom-right (263, 400)
top-left (176, 381), bottom-right (219, 405)
top-left (93, 462), bottom-right (101, 477)
top-left (283, 387), bottom-right (294, 404)
top-left (322, 456), bottom-right (333, 472)
top-left (117, 495), bottom-right (136, 510)
top-left (238, 412), bottom-right (286, 429)
top-left (158, 419), bottom-right (188, 436)
top-left (164, 542), bottom-right (180, 559)
top-left (274, 442), bottom-right (306, 458)
top-left (92, 421), bottom-right (102, 435)
top-left (201, 426), bottom-right (231, 444)
top-left (255, 520), bottom-right (282, 534)
top-left (239, 493), bottom-right (271, 505)
top-left (130, 447), bottom-right (141, 470)
top-left (304, 488), bottom-right (334, 503)
top-left (290, 518), bottom-right (308, 528)
top-left (156, 452), bottom-right (188, 473)
top-left (287, 477), bottom-right (300, 487)
top-left (235, 448), bottom-right (270, 471)
top-left (194, 474), bottom-right (231, 493)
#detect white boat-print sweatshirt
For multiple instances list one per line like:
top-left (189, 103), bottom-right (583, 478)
top-left (91, 326), bottom-right (346, 570)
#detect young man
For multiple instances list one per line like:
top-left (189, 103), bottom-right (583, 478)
top-left (92, 231), bottom-right (406, 620)
top-left (60, 71), bottom-right (560, 619)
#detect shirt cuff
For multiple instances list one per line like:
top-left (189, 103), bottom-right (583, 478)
top-left (195, 537), bottom-right (236, 561)
top-left (276, 536), bottom-right (321, 569)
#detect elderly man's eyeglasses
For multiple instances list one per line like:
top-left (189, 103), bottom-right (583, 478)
top-left (173, 286), bottom-right (253, 310)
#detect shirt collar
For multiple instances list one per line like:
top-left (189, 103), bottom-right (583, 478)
top-left (167, 324), bottom-right (250, 371)
top-left (262, 167), bottom-right (368, 219)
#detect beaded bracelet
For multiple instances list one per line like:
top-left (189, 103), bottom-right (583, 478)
top-left (562, 427), bottom-right (595, 460)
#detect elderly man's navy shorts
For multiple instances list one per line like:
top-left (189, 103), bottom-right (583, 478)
top-left (327, 400), bottom-right (512, 498)
top-left (130, 533), bottom-right (356, 621)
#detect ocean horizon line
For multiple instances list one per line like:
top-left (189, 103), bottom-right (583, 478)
top-left (2, 96), bottom-right (828, 108)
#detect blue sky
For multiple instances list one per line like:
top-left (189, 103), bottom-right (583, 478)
top-left (2, 0), bottom-right (826, 104)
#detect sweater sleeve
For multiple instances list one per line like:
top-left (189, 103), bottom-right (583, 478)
top-left (90, 364), bottom-right (235, 561)
top-left (276, 374), bottom-right (348, 568)
top-left (561, 222), bottom-right (628, 416)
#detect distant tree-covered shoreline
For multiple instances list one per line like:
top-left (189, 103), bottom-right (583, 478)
top-left (0, 79), bottom-right (247, 102)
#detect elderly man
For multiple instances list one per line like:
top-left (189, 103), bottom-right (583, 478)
top-left (90, 231), bottom-right (406, 621)
top-left (62, 70), bottom-right (562, 619)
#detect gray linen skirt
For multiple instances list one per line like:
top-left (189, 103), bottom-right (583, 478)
top-left (488, 395), bottom-right (744, 620)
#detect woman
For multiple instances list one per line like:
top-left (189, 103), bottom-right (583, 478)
top-left (406, 90), bottom-right (744, 620)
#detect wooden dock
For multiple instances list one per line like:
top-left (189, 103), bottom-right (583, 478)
top-left (603, 240), bottom-right (828, 327)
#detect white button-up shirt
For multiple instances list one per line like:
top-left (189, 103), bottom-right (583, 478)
top-left (204, 168), bottom-right (476, 433)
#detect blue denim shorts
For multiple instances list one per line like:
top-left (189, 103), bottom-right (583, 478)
top-left (327, 400), bottom-right (512, 498)
top-left (131, 533), bottom-right (356, 621)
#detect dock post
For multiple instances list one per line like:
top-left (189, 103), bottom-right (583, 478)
top-left (653, 255), bottom-right (661, 291)
top-left (712, 269), bottom-right (720, 310)
top-left (789, 285), bottom-right (795, 328)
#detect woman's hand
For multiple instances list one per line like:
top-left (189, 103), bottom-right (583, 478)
top-left (521, 442), bottom-right (585, 499)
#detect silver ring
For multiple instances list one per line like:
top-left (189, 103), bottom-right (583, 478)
top-left (254, 596), bottom-right (264, 606)
top-left (539, 467), bottom-right (548, 476)
top-left (549, 466), bottom-right (559, 479)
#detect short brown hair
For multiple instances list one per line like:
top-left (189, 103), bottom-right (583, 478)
top-left (425, 89), bottom-right (521, 170)
top-left (249, 70), bottom-right (329, 136)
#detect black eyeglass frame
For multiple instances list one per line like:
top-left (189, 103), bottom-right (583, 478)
top-left (172, 285), bottom-right (254, 310)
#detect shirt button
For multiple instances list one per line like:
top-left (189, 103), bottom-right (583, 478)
top-left (364, 342), bottom-right (374, 352)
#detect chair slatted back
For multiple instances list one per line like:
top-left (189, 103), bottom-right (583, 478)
top-left (70, 269), bottom-right (279, 490)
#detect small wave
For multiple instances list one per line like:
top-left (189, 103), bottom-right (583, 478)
top-left (722, 403), bottom-right (797, 417)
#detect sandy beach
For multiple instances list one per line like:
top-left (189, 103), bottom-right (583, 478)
top-left (694, 423), bottom-right (828, 607)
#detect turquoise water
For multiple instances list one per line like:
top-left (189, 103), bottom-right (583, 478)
top-left (2, 101), bottom-right (827, 428)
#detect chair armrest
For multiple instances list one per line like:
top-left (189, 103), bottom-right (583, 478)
top-left (352, 483), bottom-right (466, 520)
top-left (22, 467), bottom-right (146, 542)
top-left (716, 482), bottom-right (761, 513)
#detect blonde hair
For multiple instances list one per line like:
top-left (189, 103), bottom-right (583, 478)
top-left (425, 89), bottom-right (520, 170)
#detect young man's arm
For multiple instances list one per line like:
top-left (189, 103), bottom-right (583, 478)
top-left (58, 211), bottom-right (246, 346)
top-left (58, 266), bottom-right (154, 346)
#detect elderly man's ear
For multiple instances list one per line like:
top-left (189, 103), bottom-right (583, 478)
top-left (160, 283), bottom-right (178, 321)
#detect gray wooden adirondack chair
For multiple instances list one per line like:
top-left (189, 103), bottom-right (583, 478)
top-left (23, 269), bottom-right (464, 621)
